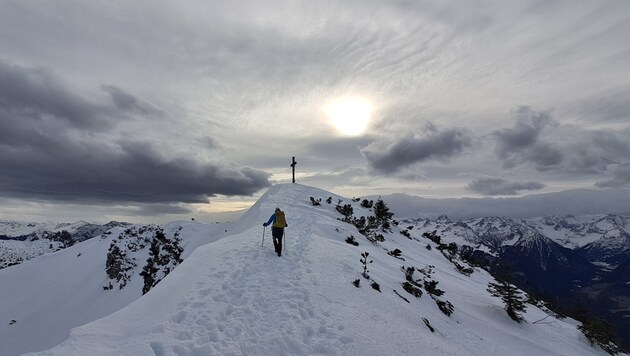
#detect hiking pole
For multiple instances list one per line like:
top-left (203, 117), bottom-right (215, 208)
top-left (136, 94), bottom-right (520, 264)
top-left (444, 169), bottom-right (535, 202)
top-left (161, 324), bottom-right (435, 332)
top-left (261, 226), bottom-right (265, 247)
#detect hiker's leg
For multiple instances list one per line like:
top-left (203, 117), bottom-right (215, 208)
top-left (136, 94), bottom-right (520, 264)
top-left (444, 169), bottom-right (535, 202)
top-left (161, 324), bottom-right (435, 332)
top-left (277, 236), bottom-right (283, 255)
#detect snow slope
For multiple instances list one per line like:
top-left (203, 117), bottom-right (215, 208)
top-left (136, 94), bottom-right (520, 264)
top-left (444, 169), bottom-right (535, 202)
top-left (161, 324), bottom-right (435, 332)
top-left (0, 221), bottom-right (232, 356)
top-left (16, 184), bottom-right (604, 356)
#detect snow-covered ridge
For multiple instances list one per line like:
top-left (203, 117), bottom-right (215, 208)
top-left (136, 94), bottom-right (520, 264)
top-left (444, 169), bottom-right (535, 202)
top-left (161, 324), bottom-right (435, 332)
top-left (2, 183), bottom-right (607, 356)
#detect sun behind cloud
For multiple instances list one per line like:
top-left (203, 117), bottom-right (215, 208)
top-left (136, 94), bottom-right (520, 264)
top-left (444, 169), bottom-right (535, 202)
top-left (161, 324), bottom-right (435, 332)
top-left (324, 96), bottom-right (372, 136)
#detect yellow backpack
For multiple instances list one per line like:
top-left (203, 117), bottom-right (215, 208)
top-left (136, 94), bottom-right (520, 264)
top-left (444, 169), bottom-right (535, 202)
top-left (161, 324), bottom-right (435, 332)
top-left (273, 210), bottom-right (287, 228)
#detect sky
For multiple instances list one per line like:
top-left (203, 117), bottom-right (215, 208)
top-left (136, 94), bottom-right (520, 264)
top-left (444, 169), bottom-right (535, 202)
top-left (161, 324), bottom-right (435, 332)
top-left (1, 0), bottom-right (629, 223)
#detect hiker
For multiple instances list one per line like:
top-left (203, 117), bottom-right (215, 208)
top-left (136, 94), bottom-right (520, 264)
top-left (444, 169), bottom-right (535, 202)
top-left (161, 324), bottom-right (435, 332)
top-left (263, 207), bottom-right (288, 256)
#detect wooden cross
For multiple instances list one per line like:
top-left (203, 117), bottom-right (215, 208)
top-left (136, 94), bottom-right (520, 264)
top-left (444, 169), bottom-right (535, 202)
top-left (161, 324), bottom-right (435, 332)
top-left (290, 156), bottom-right (297, 183)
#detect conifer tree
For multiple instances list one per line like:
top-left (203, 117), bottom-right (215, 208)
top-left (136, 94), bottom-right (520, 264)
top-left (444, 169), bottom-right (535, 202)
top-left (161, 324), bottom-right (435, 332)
top-left (487, 280), bottom-right (527, 323)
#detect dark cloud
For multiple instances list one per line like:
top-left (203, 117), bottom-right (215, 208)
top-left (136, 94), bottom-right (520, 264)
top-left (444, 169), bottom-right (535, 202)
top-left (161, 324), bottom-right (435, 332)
top-left (492, 106), bottom-right (630, 175)
top-left (0, 135), bottom-right (271, 203)
top-left (491, 107), bottom-right (630, 180)
top-left (466, 177), bottom-right (546, 196)
top-left (493, 106), bottom-right (564, 170)
top-left (0, 61), bottom-right (271, 204)
top-left (566, 130), bottom-right (630, 173)
top-left (0, 60), bottom-right (109, 130)
top-left (595, 163), bottom-right (630, 188)
top-left (362, 124), bottom-right (473, 174)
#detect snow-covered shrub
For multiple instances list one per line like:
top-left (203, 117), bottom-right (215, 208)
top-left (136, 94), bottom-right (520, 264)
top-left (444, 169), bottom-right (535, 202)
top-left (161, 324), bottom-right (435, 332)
top-left (140, 228), bottom-right (183, 295)
top-left (371, 281), bottom-right (381, 292)
top-left (436, 300), bottom-right (454, 316)
top-left (336, 204), bottom-right (354, 223)
top-left (387, 248), bottom-right (405, 261)
top-left (345, 235), bottom-right (359, 246)
top-left (105, 244), bottom-right (137, 290)
top-left (402, 281), bottom-right (423, 298)
top-left (422, 231), bottom-right (441, 244)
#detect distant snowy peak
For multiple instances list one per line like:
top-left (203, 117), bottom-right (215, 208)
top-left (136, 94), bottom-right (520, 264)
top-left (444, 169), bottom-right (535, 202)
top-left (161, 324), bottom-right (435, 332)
top-left (435, 214), bottom-right (451, 224)
top-left (404, 213), bottom-right (630, 267)
top-left (512, 232), bottom-right (557, 256)
top-left (587, 215), bottom-right (630, 238)
top-left (0, 220), bottom-right (129, 240)
top-left (0, 220), bottom-right (57, 238)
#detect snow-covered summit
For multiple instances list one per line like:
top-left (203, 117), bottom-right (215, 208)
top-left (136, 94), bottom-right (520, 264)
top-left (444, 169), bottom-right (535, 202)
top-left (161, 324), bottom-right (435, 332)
top-left (3, 184), bottom-right (607, 355)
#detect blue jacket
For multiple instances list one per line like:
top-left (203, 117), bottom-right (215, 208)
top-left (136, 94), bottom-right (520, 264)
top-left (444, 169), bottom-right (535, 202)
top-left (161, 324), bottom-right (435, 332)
top-left (264, 214), bottom-right (276, 227)
top-left (263, 212), bottom-right (288, 228)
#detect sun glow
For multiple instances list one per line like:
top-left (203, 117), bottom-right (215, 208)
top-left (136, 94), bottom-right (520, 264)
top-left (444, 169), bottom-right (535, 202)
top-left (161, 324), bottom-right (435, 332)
top-left (324, 96), bottom-right (372, 136)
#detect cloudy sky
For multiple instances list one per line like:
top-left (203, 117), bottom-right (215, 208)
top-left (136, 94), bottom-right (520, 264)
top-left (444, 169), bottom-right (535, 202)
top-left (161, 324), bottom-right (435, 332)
top-left (1, 0), bottom-right (629, 223)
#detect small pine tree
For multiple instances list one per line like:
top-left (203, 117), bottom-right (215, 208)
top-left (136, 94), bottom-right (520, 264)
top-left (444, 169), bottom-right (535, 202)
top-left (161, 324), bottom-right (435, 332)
top-left (360, 252), bottom-right (373, 279)
top-left (373, 198), bottom-right (394, 231)
top-left (371, 281), bottom-right (381, 292)
top-left (423, 230), bottom-right (441, 244)
top-left (336, 204), bottom-right (354, 223)
top-left (402, 281), bottom-right (423, 298)
top-left (436, 300), bottom-right (454, 316)
top-left (388, 248), bottom-right (403, 257)
top-left (345, 235), bottom-right (359, 246)
top-left (424, 280), bottom-right (445, 297)
top-left (487, 280), bottom-right (527, 323)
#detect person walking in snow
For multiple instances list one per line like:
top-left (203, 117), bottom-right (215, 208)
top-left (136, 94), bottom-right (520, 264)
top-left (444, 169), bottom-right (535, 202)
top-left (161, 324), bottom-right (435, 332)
top-left (263, 207), bottom-right (288, 256)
